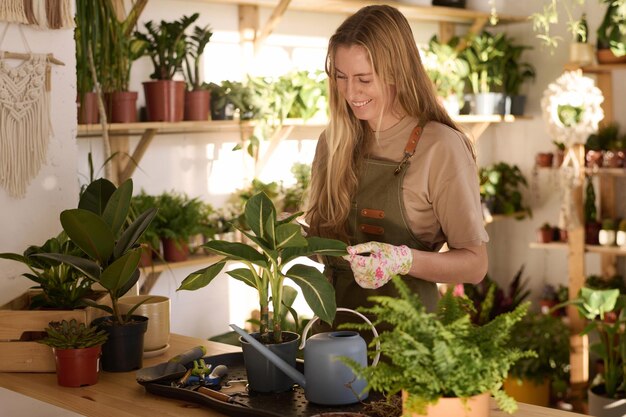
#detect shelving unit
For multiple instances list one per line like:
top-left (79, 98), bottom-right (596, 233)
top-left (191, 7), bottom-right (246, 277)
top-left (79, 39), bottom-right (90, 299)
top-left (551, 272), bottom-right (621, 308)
top-left (530, 63), bottom-right (626, 386)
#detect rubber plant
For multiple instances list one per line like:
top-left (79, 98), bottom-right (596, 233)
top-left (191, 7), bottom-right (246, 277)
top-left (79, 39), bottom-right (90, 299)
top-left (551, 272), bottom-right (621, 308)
top-left (178, 191), bottom-right (347, 344)
top-left (37, 178), bottom-right (158, 325)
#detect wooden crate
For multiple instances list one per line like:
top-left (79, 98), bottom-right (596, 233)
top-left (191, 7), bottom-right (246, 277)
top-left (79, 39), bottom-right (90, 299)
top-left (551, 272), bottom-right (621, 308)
top-left (0, 290), bottom-right (109, 372)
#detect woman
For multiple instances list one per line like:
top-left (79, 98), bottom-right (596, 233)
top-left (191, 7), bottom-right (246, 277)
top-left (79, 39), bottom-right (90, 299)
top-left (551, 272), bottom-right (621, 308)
top-left (306, 5), bottom-right (488, 315)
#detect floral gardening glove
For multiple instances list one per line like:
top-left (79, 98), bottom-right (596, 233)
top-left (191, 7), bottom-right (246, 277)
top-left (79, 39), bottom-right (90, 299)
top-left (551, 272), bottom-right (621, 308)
top-left (343, 241), bottom-right (413, 289)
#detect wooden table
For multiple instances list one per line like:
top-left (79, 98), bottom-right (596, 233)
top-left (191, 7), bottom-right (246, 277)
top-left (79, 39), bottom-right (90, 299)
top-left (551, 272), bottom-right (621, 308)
top-left (0, 333), bottom-right (585, 417)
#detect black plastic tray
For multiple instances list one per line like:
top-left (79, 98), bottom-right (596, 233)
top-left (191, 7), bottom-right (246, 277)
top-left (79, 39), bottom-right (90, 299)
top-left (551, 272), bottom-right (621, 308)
top-left (137, 352), bottom-right (379, 417)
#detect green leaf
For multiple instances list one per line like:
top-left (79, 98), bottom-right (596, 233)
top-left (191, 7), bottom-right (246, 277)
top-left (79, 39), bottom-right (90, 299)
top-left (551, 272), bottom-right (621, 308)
top-left (275, 223), bottom-right (307, 249)
top-left (285, 264), bottom-right (336, 325)
top-left (203, 240), bottom-right (266, 266)
top-left (277, 211), bottom-right (303, 225)
top-left (102, 179), bottom-right (133, 237)
top-left (244, 192), bottom-right (276, 241)
top-left (264, 214), bottom-right (276, 249)
top-left (233, 225), bottom-right (271, 251)
top-left (226, 268), bottom-right (258, 289)
top-left (114, 207), bottom-right (158, 259)
top-left (0, 252), bottom-right (30, 264)
top-left (282, 236), bottom-right (347, 264)
top-left (116, 269), bottom-right (140, 298)
top-left (78, 178), bottom-right (117, 215)
top-left (34, 253), bottom-right (101, 280)
top-left (60, 209), bottom-right (115, 264)
top-left (99, 249), bottom-right (141, 293)
top-left (82, 298), bottom-right (114, 315)
top-left (178, 260), bottom-right (227, 291)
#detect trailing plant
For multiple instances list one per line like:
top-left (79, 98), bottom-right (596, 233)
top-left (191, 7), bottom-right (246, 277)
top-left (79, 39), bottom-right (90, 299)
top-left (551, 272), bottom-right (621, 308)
top-left (343, 277), bottom-right (532, 414)
top-left (479, 162), bottom-right (531, 217)
top-left (183, 24), bottom-right (213, 91)
top-left (508, 311), bottom-right (570, 385)
top-left (38, 319), bottom-right (108, 350)
top-left (0, 232), bottom-right (94, 309)
top-left (134, 14), bottom-right (199, 80)
top-left (36, 178), bottom-right (158, 325)
top-left (462, 264), bottom-right (530, 326)
top-left (530, 0), bottom-right (588, 51)
top-left (178, 192), bottom-right (347, 344)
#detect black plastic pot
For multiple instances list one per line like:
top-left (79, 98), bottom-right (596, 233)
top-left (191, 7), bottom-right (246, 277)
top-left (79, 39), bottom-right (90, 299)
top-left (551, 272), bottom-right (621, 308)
top-left (92, 315), bottom-right (148, 372)
top-left (239, 331), bottom-right (300, 393)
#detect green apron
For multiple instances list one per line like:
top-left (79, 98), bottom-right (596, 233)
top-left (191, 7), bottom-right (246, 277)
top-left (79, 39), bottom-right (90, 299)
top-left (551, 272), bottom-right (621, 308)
top-left (321, 121), bottom-right (439, 337)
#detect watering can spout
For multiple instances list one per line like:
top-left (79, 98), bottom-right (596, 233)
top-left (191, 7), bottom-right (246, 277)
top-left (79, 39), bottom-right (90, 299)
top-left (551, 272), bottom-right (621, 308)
top-left (229, 324), bottom-right (307, 388)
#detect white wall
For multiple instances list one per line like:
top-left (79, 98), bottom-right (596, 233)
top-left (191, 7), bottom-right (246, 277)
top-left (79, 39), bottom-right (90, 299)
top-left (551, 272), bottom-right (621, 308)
top-left (0, 23), bottom-right (78, 304)
top-left (1, 1), bottom-right (624, 339)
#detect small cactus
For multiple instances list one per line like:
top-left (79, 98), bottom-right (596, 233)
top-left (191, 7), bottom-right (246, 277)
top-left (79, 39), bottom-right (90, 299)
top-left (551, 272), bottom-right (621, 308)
top-left (38, 319), bottom-right (108, 349)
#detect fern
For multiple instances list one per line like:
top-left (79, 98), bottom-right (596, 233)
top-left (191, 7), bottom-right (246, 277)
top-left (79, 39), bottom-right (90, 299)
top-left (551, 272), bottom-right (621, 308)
top-left (343, 276), bottom-right (533, 415)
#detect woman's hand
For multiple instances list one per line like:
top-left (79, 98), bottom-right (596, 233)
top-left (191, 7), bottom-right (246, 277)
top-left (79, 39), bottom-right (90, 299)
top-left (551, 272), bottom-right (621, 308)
top-left (343, 242), bottom-right (412, 289)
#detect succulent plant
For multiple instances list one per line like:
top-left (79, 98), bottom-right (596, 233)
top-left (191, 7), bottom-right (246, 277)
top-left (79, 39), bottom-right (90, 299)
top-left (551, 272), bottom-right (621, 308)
top-left (39, 319), bottom-right (108, 349)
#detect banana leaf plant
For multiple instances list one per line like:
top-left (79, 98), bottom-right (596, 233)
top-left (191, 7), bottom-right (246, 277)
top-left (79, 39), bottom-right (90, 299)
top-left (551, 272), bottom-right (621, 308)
top-left (178, 192), bottom-right (347, 344)
top-left (36, 178), bottom-right (158, 325)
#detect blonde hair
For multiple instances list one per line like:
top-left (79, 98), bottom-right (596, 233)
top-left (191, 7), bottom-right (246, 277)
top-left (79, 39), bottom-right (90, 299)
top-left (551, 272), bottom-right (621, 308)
top-left (307, 5), bottom-right (470, 240)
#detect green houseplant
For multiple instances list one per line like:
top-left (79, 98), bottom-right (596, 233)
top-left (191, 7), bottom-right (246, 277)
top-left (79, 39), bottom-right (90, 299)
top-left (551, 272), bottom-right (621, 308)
top-left (0, 232), bottom-right (95, 309)
top-left (177, 192), bottom-right (346, 392)
top-left (501, 36), bottom-right (535, 116)
top-left (343, 277), bottom-right (532, 416)
top-left (503, 312), bottom-right (570, 407)
top-left (39, 319), bottom-right (108, 387)
top-left (38, 178), bottom-right (158, 372)
top-left (596, 0), bottom-right (626, 63)
top-left (421, 35), bottom-right (469, 115)
top-left (479, 162), bottom-right (531, 218)
top-left (134, 13), bottom-right (199, 121)
top-left (183, 24), bottom-right (213, 121)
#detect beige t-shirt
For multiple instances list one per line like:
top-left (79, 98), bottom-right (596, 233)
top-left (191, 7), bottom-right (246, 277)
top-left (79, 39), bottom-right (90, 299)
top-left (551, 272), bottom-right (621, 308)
top-left (313, 116), bottom-right (488, 251)
top-left (367, 116), bottom-right (488, 250)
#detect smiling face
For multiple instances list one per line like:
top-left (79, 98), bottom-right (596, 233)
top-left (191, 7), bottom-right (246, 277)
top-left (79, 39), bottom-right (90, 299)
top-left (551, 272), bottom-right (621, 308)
top-left (334, 44), bottom-right (400, 131)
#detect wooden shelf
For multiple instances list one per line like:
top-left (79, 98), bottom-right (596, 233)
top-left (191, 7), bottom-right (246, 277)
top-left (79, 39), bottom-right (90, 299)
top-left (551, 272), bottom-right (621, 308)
top-left (565, 63), bottom-right (626, 74)
top-left (205, 0), bottom-right (527, 25)
top-left (139, 253), bottom-right (221, 274)
top-left (529, 242), bottom-right (568, 250)
top-left (585, 167), bottom-right (626, 177)
top-left (529, 242), bottom-right (626, 256)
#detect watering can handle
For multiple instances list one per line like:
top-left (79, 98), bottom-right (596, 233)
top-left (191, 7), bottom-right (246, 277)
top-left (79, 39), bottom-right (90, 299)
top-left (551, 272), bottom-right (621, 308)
top-left (299, 307), bottom-right (380, 367)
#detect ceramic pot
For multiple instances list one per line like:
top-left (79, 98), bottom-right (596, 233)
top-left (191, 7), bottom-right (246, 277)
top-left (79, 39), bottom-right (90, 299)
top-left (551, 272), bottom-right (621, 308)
top-left (118, 295), bottom-right (170, 354)
top-left (162, 238), bottom-right (189, 262)
top-left (588, 386), bottom-right (626, 417)
top-left (569, 42), bottom-right (595, 66)
top-left (617, 231), bottom-right (626, 248)
top-left (597, 49), bottom-right (626, 65)
top-left (143, 80), bottom-right (185, 122)
top-left (503, 376), bottom-right (550, 407)
top-left (77, 92), bottom-right (99, 125)
top-left (402, 391), bottom-right (489, 417)
top-left (53, 345), bottom-right (101, 387)
top-left (92, 315), bottom-right (148, 372)
top-left (104, 91), bottom-right (138, 123)
top-left (184, 90), bottom-right (211, 121)
top-left (599, 230), bottom-right (616, 246)
top-left (537, 228), bottom-right (553, 243)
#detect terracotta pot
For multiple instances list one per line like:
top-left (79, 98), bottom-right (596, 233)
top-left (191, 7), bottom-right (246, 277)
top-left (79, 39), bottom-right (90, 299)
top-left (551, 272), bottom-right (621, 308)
top-left (604, 150), bottom-right (625, 168)
top-left (503, 376), bottom-right (550, 407)
top-left (555, 149), bottom-right (565, 167)
top-left (586, 221), bottom-right (602, 245)
top-left (139, 243), bottom-right (153, 268)
top-left (537, 228), bottom-right (553, 243)
top-left (77, 92), bottom-right (99, 125)
top-left (402, 391), bottom-right (489, 417)
top-left (104, 91), bottom-right (138, 123)
top-left (143, 80), bottom-right (185, 122)
top-left (535, 153), bottom-right (554, 168)
top-left (53, 345), bottom-right (101, 387)
top-left (597, 48), bottom-right (626, 65)
top-left (184, 90), bottom-right (211, 121)
top-left (162, 237), bottom-right (189, 262)
top-left (586, 150), bottom-right (604, 168)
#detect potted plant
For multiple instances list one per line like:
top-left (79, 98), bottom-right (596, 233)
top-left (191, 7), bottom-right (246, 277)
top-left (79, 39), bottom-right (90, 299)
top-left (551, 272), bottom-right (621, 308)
top-left (74, 1), bottom-right (99, 124)
top-left (183, 24), bottom-right (213, 121)
top-left (561, 287), bottom-right (626, 416)
top-left (479, 162), bottom-right (531, 218)
top-left (605, 134), bottom-right (625, 168)
top-left (134, 14), bottom-right (198, 121)
top-left (461, 31), bottom-right (506, 115)
top-left (207, 81), bottom-right (235, 120)
top-left (535, 152), bottom-right (554, 168)
top-left (38, 319), bottom-right (108, 387)
top-left (421, 35), bottom-right (469, 115)
top-left (596, 0), bottom-right (626, 64)
top-left (343, 277), bottom-right (532, 416)
top-left (537, 223), bottom-right (553, 243)
top-left (539, 283), bottom-right (568, 316)
top-left (617, 219), bottom-right (626, 248)
top-left (282, 162), bottom-right (312, 214)
top-left (600, 218), bottom-right (617, 247)
top-left (153, 191), bottom-right (206, 262)
top-left (177, 191), bottom-right (346, 392)
top-left (503, 312), bottom-right (570, 407)
top-left (585, 177), bottom-right (601, 245)
top-left (38, 178), bottom-right (158, 372)
top-left (501, 36), bottom-right (535, 115)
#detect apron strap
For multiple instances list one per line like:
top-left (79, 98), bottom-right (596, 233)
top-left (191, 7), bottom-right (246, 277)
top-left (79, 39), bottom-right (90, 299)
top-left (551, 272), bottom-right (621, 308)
top-left (394, 118), bottom-right (428, 175)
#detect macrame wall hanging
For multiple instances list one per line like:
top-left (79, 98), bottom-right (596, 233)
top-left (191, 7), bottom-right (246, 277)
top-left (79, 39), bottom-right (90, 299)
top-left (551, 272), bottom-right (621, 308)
top-left (0, 23), bottom-right (63, 198)
top-left (0, 0), bottom-right (74, 29)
